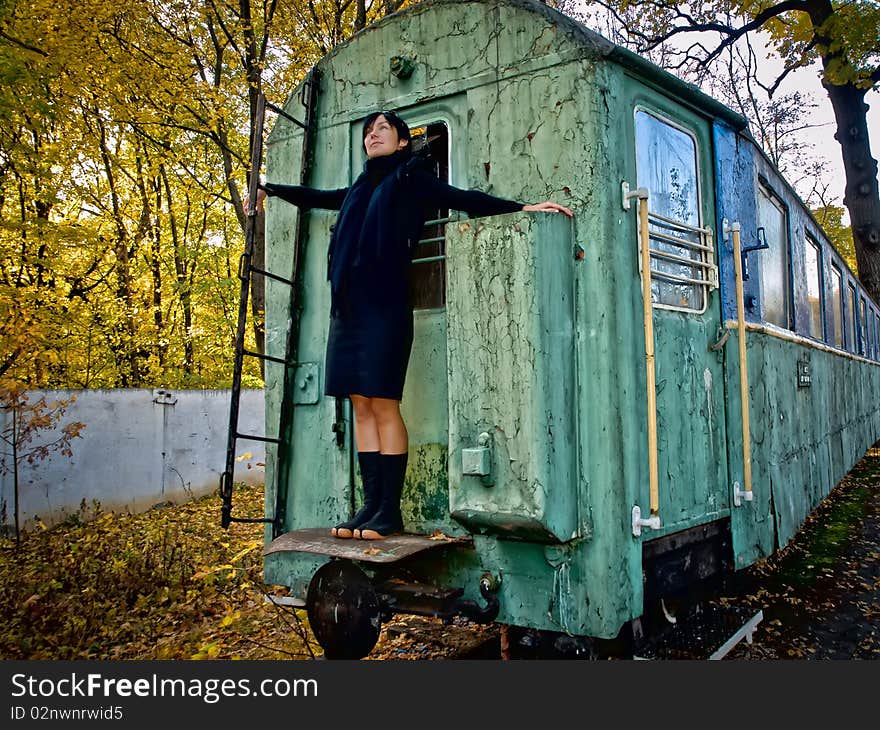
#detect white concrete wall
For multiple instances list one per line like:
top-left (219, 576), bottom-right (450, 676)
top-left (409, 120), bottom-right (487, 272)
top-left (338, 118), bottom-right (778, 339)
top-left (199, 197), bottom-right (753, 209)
top-left (0, 389), bottom-right (265, 530)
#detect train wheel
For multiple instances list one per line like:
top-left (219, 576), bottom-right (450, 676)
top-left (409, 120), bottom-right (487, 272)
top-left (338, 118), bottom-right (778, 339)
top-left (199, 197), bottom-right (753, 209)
top-left (305, 560), bottom-right (381, 660)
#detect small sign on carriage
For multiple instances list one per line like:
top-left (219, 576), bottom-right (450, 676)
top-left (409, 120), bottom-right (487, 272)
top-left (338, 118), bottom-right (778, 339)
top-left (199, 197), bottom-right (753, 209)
top-left (797, 358), bottom-right (812, 388)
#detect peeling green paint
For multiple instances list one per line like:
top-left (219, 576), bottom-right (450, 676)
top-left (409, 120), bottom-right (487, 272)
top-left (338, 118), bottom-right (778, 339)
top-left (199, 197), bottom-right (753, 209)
top-left (259, 0), bottom-right (880, 642)
top-left (727, 329), bottom-right (880, 568)
top-left (261, 0), bottom-right (650, 638)
top-left (446, 213), bottom-right (578, 542)
top-left (402, 442), bottom-right (461, 535)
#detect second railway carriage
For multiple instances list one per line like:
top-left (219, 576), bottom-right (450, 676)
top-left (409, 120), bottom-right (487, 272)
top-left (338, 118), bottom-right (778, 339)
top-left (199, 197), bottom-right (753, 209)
top-left (220, 0), bottom-right (880, 658)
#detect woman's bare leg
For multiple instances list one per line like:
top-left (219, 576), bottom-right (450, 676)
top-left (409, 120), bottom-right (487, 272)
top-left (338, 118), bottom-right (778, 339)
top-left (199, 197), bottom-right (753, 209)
top-left (350, 395), bottom-right (380, 452)
top-left (331, 395), bottom-right (382, 538)
top-left (370, 397), bottom-right (408, 454)
top-left (356, 397), bottom-right (408, 540)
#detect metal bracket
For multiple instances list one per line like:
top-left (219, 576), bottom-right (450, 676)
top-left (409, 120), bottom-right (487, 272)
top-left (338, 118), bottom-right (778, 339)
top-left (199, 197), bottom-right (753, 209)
top-left (292, 362), bottom-right (320, 404)
top-left (724, 218), bottom-right (767, 281)
top-left (152, 389), bottom-right (178, 406)
top-left (621, 182), bottom-right (649, 211)
top-left (632, 505), bottom-right (662, 537)
top-left (721, 217), bottom-right (737, 241)
top-left (733, 481), bottom-right (754, 507)
top-left (462, 431), bottom-right (494, 487)
top-left (710, 327), bottom-right (732, 352)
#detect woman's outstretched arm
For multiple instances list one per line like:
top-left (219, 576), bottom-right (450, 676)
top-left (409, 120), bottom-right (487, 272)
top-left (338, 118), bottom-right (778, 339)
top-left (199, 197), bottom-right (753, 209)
top-left (250, 183), bottom-right (349, 212)
top-left (522, 200), bottom-right (574, 216)
top-left (413, 169), bottom-right (573, 218)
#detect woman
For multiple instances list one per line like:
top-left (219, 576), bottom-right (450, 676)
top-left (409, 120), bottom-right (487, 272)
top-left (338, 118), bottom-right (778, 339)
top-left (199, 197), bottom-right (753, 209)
top-left (252, 111), bottom-right (573, 540)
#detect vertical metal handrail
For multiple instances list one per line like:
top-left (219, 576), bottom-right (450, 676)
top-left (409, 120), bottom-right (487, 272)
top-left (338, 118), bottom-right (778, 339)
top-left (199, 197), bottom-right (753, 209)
top-left (727, 220), bottom-right (755, 507)
top-left (638, 196), bottom-right (661, 521)
top-left (622, 182), bottom-right (662, 536)
top-left (271, 69), bottom-right (321, 538)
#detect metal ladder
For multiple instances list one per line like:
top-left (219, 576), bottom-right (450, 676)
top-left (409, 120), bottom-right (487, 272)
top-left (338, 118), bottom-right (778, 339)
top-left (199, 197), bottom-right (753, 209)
top-left (220, 71), bottom-right (320, 534)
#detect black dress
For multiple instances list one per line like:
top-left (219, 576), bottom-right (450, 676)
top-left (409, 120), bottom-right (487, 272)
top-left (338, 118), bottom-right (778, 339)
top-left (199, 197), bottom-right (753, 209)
top-left (262, 151), bottom-right (523, 400)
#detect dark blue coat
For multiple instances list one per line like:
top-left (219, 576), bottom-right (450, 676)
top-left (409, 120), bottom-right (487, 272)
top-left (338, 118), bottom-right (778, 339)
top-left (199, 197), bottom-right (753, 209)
top-left (261, 150), bottom-right (523, 315)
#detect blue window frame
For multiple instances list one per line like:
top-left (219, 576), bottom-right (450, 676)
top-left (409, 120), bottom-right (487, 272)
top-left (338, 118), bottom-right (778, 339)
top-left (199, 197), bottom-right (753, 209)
top-left (829, 264), bottom-right (844, 348)
top-left (847, 283), bottom-right (858, 353)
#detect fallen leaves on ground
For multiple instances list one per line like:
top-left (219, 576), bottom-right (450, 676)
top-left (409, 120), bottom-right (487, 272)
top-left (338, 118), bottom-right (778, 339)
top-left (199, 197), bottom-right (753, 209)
top-left (719, 452), bottom-right (880, 659)
top-left (0, 484), bottom-right (318, 660)
top-left (5, 452), bottom-right (875, 662)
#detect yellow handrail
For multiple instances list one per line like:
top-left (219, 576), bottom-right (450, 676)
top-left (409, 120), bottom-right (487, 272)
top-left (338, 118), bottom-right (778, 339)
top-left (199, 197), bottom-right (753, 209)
top-left (730, 222), bottom-right (754, 499)
top-left (639, 196), bottom-right (660, 517)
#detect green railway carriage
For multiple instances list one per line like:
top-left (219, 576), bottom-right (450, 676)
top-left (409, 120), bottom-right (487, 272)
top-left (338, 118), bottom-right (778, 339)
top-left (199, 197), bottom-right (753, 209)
top-left (220, 0), bottom-right (880, 658)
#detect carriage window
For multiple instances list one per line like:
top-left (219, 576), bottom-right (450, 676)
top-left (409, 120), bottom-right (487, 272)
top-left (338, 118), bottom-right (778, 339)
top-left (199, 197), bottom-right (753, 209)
top-left (635, 110), bottom-right (708, 312)
top-left (868, 304), bottom-right (875, 359)
top-left (874, 315), bottom-right (880, 360)
top-left (803, 236), bottom-right (823, 340)
top-left (875, 313), bottom-right (880, 360)
top-left (859, 297), bottom-right (868, 356)
top-left (829, 265), bottom-right (844, 348)
top-left (408, 121), bottom-right (449, 310)
top-left (847, 283), bottom-right (857, 352)
top-left (873, 312), bottom-right (878, 360)
top-left (757, 185), bottom-right (791, 329)
top-left (871, 310), bottom-right (876, 360)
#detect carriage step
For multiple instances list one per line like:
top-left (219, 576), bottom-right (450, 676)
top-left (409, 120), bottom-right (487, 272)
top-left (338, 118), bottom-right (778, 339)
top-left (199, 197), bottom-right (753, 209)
top-left (264, 527), bottom-right (469, 564)
top-left (633, 603), bottom-right (763, 660)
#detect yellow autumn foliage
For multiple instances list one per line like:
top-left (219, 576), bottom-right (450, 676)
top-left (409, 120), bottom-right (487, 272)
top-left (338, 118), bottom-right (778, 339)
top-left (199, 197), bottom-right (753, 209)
top-left (1, 1), bottom-right (417, 389)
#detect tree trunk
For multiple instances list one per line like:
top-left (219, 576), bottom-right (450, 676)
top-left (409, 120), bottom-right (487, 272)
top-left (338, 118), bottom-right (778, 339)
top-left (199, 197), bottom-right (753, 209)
top-left (160, 165), bottom-right (194, 376)
top-left (823, 80), bottom-right (880, 303)
top-left (807, 0), bottom-right (880, 304)
top-left (241, 0), bottom-right (266, 372)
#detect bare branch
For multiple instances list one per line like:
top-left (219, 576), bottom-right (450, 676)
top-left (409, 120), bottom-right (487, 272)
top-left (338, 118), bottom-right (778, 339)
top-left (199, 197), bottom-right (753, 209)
top-left (0, 29), bottom-right (48, 57)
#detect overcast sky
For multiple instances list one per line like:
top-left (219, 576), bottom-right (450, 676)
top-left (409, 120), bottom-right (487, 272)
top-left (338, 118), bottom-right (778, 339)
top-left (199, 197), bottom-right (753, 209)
top-left (769, 57), bottom-right (880, 218)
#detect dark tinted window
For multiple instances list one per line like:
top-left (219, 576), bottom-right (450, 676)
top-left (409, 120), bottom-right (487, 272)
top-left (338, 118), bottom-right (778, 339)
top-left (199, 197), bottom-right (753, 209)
top-left (409, 121), bottom-right (449, 310)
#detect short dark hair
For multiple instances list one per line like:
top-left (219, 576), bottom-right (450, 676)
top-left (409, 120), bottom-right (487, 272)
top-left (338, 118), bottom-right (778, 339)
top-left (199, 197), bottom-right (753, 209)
top-left (362, 110), bottom-right (411, 143)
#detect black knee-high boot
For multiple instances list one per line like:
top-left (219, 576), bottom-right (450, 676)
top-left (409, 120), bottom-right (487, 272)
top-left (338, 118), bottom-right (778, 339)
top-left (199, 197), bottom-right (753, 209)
top-left (356, 452), bottom-right (407, 540)
top-left (332, 451), bottom-right (381, 539)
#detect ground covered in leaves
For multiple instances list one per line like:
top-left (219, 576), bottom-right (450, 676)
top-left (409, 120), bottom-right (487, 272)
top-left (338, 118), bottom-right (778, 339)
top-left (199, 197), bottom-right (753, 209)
top-left (0, 485), bottom-right (489, 661)
top-left (1, 452), bottom-right (878, 660)
top-left (0, 486), bottom-right (318, 660)
top-left (718, 450), bottom-right (880, 659)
